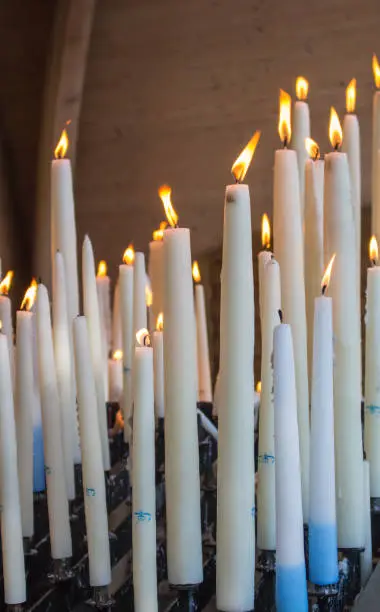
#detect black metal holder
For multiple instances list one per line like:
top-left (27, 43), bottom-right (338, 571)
top-left (370, 496), bottom-right (380, 556)
top-left (337, 547), bottom-right (364, 606)
top-left (22, 537), bottom-right (37, 557)
top-left (170, 584), bottom-right (199, 611)
top-left (255, 550), bottom-right (276, 612)
top-left (47, 557), bottom-right (75, 583)
top-left (196, 402), bottom-right (213, 420)
top-left (6, 605), bottom-right (25, 611)
top-left (86, 586), bottom-right (115, 609)
top-left (308, 583), bottom-right (339, 612)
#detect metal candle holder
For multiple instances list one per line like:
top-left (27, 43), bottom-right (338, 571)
top-left (22, 536), bottom-right (37, 557)
top-left (337, 547), bottom-right (364, 606)
top-left (308, 583), bottom-right (339, 611)
top-left (6, 605), bottom-right (24, 611)
top-left (370, 496), bottom-right (380, 555)
top-left (86, 586), bottom-right (115, 609)
top-left (47, 558), bottom-right (75, 583)
top-left (171, 584), bottom-right (199, 612)
top-left (255, 550), bottom-right (276, 612)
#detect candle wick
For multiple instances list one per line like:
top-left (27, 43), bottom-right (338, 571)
top-left (278, 309), bottom-right (283, 324)
top-left (372, 259), bottom-right (377, 268)
top-left (283, 138), bottom-right (288, 149)
top-left (322, 284), bottom-right (327, 296)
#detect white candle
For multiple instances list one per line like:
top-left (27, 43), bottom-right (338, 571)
top-left (15, 300), bottom-right (36, 539)
top-left (51, 130), bottom-right (79, 323)
top-left (217, 132), bottom-right (259, 610)
top-left (96, 260), bottom-right (112, 353)
top-left (273, 323), bottom-right (308, 612)
top-left (324, 108), bottom-right (363, 548)
top-left (372, 56), bottom-right (380, 238)
top-left (36, 284), bottom-right (72, 559)
top-left (119, 247), bottom-right (134, 442)
top-left (364, 238), bottom-right (380, 496)
top-left (53, 251), bottom-right (76, 501)
top-left (274, 90), bottom-right (309, 520)
top-left (342, 79), bottom-right (361, 293)
top-left (257, 258), bottom-right (281, 552)
top-left (304, 144), bottom-right (324, 382)
top-left (0, 271), bottom-right (15, 382)
top-left (149, 230), bottom-right (165, 325)
top-left (108, 350), bottom-right (123, 403)
top-left (133, 331), bottom-right (158, 612)
top-left (133, 252), bottom-right (147, 339)
top-left (361, 460), bottom-right (373, 586)
top-left (73, 317), bottom-right (111, 587)
top-left (30, 298), bottom-right (46, 493)
top-left (192, 262), bottom-right (212, 403)
top-left (152, 314), bottom-right (164, 419)
top-left (159, 183), bottom-right (202, 586)
top-left (82, 235), bottom-right (110, 471)
top-left (292, 77), bottom-right (310, 219)
top-left (309, 279), bottom-right (338, 586)
top-left (112, 281), bottom-right (122, 353)
top-left (257, 214), bottom-right (272, 322)
top-left (0, 333), bottom-right (26, 605)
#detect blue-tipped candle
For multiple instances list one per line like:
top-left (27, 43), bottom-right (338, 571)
top-left (274, 324), bottom-right (308, 612)
top-left (33, 423), bottom-right (45, 492)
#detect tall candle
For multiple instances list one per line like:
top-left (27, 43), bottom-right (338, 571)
top-left (217, 133), bottom-right (259, 610)
top-left (96, 260), bottom-right (112, 353)
top-left (324, 107), bottom-right (363, 548)
top-left (257, 213), bottom-right (272, 322)
top-left (15, 282), bottom-right (39, 539)
top-left (53, 251), bottom-right (76, 501)
top-left (372, 55), bottom-right (380, 238)
top-left (292, 77), bottom-right (310, 220)
top-left (159, 184), bottom-right (203, 586)
top-left (51, 129), bottom-right (79, 323)
top-left (0, 270), bottom-right (15, 382)
top-left (304, 139), bottom-right (324, 383)
top-left (192, 261), bottom-right (212, 403)
top-left (36, 284), bottom-right (72, 559)
top-left (257, 258), bottom-right (281, 553)
top-left (108, 350), bottom-right (123, 403)
top-left (152, 313), bottom-right (164, 419)
top-left (274, 323), bottom-right (308, 612)
top-left (364, 237), bottom-right (380, 496)
top-left (82, 236), bottom-right (110, 471)
top-left (274, 90), bottom-right (309, 519)
top-left (30, 296), bottom-right (45, 493)
top-left (112, 281), bottom-right (122, 353)
top-left (119, 246), bottom-right (135, 442)
top-left (149, 222), bottom-right (166, 324)
top-left (308, 261), bottom-right (338, 586)
top-left (342, 78), bottom-right (361, 293)
top-left (361, 460), bottom-right (372, 586)
top-left (0, 333), bottom-right (26, 605)
top-left (133, 329), bottom-right (158, 612)
top-left (73, 317), bottom-right (111, 587)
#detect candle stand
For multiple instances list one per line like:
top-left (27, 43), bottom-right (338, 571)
top-left (47, 557), bottom-right (75, 583)
top-left (370, 497), bottom-right (380, 555)
top-left (307, 583), bottom-right (339, 611)
top-left (337, 548), bottom-right (364, 606)
top-left (255, 550), bottom-right (276, 612)
top-left (200, 435), bottom-right (216, 547)
top-left (22, 537), bottom-right (37, 556)
top-left (86, 586), bottom-right (115, 608)
top-left (170, 584), bottom-right (199, 611)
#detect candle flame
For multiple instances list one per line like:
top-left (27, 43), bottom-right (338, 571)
top-left (321, 254), bottom-right (336, 294)
top-left (0, 271), bottom-right (14, 296)
top-left (373, 54), bottom-right (380, 89)
top-left (278, 89), bottom-right (292, 145)
top-left (97, 260), bottom-right (107, 277)
top-left (329, 107), bottom-right (343, 150)
top-left (145, 283), bottom-right (153, 307)
top-left (261, 214), bottom-right (271, 249)
top-left (136, 328), bottom-right (151, 347)
top-left (20, 278), bottom-right (37, 311)
top-left (152, 221), bottom-right (168, 241)
top-left (305, 137), bottom-right (320, 160)
top-left (231, 131), bottom-right (261, 182)
top-left (113, 349), bottom-right (123, 361)
top-left (256, 381), bottom-right (262, 393)
top-left (346, 78), bottom-right (356, 113)
top-left (156, 312), bottom-right (164, 331)
top-left (123, 244), bottom-right (135, 265)
top-left (192, 261), bottom-right (201, 283)
top-left (296, 76), bottom-right (309, 101)
top-left (159, 185), bottom-right (178, 228)
top-left (370, 235), bottom-right (378, 264)
top-left (54, 128), bottom-right (69, 159)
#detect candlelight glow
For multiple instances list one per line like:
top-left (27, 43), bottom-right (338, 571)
top-left (261, 214), bottom-right (271, 249)
top-left (346, 78), bottom-right (356, 113)
top-left (20, 278), bottom-right (37, 311)
top-left (0, 271), bottom-right (14, 296)
top-left (152, 221), bottom-right (168, 241)
top-left (370, 235), bottom-right (378, 264)
top-left (373, 54), bottom-right (380, 89)
top-left (54, 128), bottom-right (69, 159)
top-left (231, 131), bottom-right (261, 182)
top-left (159, 185), bottom-right (178, 228)
top-left (321, 254), bottom-right (336, 294)
top-left (192, 261), bottom-right (201, 283)
top-left (97, 260), bottom-right (107, 277)
top-left (145, 283), bottom-right (153, 307)
top-left (136, 328), bottom-right (151, 347)
top-left (296, 76), bottom-right (309, 101)
top-left (256, 381), bottom-right (262, 394)
top-left (113, 349), bottom-right (123, 361)
top-left (156, 312), bottom-right (164, 331)
top-left (305, 137), bottom-right (320, 161)
top-left (278, 89), bottom-right (292, 145)
top-left (329, 107), bottom-right (343, 150)
top-left (123, 244), bottom-right (135, 265)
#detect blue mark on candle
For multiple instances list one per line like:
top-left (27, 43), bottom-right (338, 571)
top-left (366, 405), bottom-right (380, 415)
top-left (86, 487), bottom-right (96, 497)
top-left (308, 522), bottom-right (338, 585)
top-left (134, 510), bottom-right (152, 523)
top-left (276, 563), bottom-right (308, 612)
top-left (123, 367), bottom-right (131, 373)
top-left (258, 453), bottom-right (275, 465)
top-left (251, 506), bottom-right (256, 517)
top-left (33, 425), bottom-right (45, 492)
